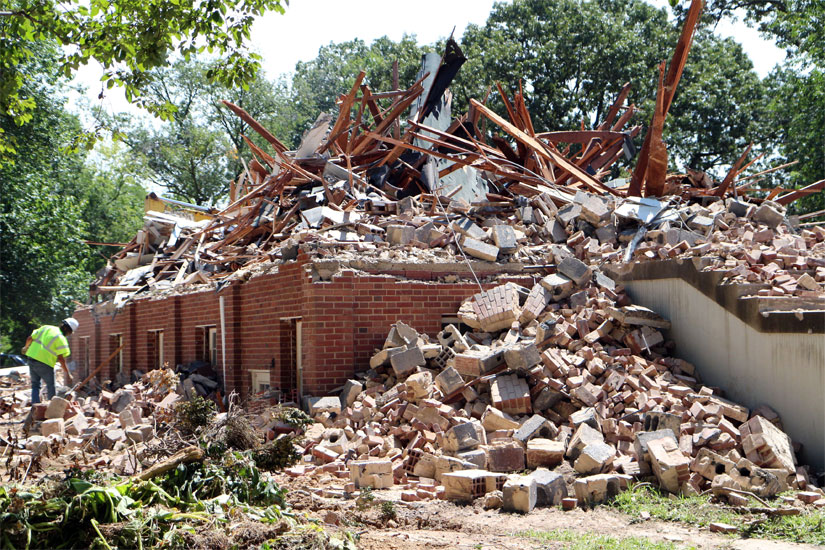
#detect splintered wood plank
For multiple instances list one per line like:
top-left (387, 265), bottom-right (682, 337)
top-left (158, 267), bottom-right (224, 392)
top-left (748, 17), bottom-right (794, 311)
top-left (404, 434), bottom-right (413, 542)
top-left (713, 142), bottom-right (753, 197)
top-left (318, 71), bottom-right (365, 155)
top-left (470, 99), bottom-right (617, 195)
top-left (222, 101), bottom-right (288, 154)
top-left (775, 179), bottom-right (825, 206)
top-left (598, 82), bottom-right (631, 130)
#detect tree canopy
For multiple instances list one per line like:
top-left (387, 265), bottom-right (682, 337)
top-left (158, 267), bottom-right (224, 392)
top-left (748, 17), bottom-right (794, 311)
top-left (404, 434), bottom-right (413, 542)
top-left (0, 0), bottom-right (287, 160)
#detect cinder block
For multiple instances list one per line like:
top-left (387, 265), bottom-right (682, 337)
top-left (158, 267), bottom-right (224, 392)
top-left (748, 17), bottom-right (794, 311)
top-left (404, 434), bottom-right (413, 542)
top-left (540, 273), bottom-right (575, 301)
top-left (491, 225), bottom-right (518, 254)
top-left (390, 346), bottom-right (425, 378)
top-left (405, 371), bottom-right (433, 399)
top-left (504, 343), bottom-right (541, 371)
top-left (442, 469), bottom-right (506, 501)
top-left (45, 397), bottom-right (69, 420)
top-left (634, 429), bottom-right (678, 462)
top-left (503, 476), bottom-right (537, 513)
top-left (341, 380), bottom-right (363, 407)
top-left (574, 442), bottom-right (616, 475)
top-left (308, 396), bottom-right (342, 417)
top-left (573, 473), bottom-right (624, 504)
top-left (461, 236), bottom-right (499, 262)
top-left (482, 406), bottom-right (520, 432)
top-left (530, 468), bottom-right (568, 506)
top-left (514, 415), bottom-right (557, 445)
top-left (557, 256), bottom-right (592, 287)
top-left (435, 366), bottom-right (464, 396)
top-left (349, 460), bottom-right (393, 489)
top-left (386, 225), bottom-right (416, 245)
top-left (567, 423), bottom-right (604, 461)
top-left (41, 418), bottom-right (65, 437)
top-left (444, 422), bottom-right (481, 452)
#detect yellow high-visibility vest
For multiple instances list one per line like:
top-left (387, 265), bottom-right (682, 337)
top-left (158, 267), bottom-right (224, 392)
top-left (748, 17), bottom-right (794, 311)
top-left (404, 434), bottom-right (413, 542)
top-left (25, 325), bottom-right (70, 368)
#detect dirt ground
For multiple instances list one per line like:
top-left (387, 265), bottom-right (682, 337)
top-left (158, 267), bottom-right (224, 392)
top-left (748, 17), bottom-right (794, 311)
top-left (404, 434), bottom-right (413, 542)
top-left (284, 485), bottom-right (821, 550)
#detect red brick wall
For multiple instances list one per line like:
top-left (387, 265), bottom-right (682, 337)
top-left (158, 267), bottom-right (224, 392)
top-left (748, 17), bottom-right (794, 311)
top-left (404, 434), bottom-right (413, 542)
top-left (73, 254), bottom-right (534, 398)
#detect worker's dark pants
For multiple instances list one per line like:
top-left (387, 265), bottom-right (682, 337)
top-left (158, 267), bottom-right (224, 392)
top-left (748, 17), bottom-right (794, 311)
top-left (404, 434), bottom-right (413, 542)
top-left (28, 358), bottom-right (56, 405)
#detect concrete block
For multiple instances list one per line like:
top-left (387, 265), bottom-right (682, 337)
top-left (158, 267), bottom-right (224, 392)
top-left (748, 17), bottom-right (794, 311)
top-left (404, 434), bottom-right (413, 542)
top-left (530, 468), bottom-right (568, 506)
top-left (452, 217), bottom-right (487, 240)
top-left (444, 422), bottom-right (481, 452)
top-left (573, 474), bottom-right (624, 504)
top-left (643, 411), bottom-right (681, 436)
top-left (754, 203), bottom-right (784, 229)
top-left (65, 413), bottom-right (89, 436)
top-left (540, 273), bottom-right (575, 301)
top-left (405, 371), bottom-right (433, 399)
top-left (504, 343), bottom-right (541, 371)
top-left (482, 406), bottom-right (520, 432)
top-left (526, 439), bottom-right (566, 468)
top-left (41, 418), bottom-right (65, 437)
top-left (434, 455), bottom-right (475, 481)
top-left (437, 324), bottom-right (469, 351)
top-left (349, 459), bottom-right (393, 489)
top-left (341, 380), bottom-right (363, 407)
top-left (486, 442), bottom-right (525, 473)
top-left (557, 256), bottom-right (592, 287)
top-left (574, 442), bottom-right (616, 475)
top-left (503, 476), bottom-right (537, 513)
top-left (119, 408), bottom-right (138, 429)
top-left (491, 225), bottom-right (518, 254)
top-left (435, 366), bottom-right (464, 396)
top-left (634, 429), bottom-right (678, 462)
top-left (514, 415), bottom-right (557, 445)
top-left (575, 191), bottom-right (611, 226)
top-left (547, 219), bottom-right (568, 243)
top-left (461, 236), bottom-right (499, 262)
top-left (386, 225), bottom-right (415, 245)
top-left (570, 407), bottom-right (600, 430)
top-left (101, 428), bottom-right (126, 450)
top-left (44, 397), bottom-right (69, 420)
top-left (458, 449), bottom-right (487, 469)
top-left (308, 396), bottom-right (342, 417)
top-left (567, 423), bottom-right (604, 461)
top-left (556, 203), bottom-right (581, 225)
top-left (690, 448), bottom-right (735, 481)
top-left (110, 390), bottom-right (135, 413)
top-left (390, 346), bottom-right (425, 378)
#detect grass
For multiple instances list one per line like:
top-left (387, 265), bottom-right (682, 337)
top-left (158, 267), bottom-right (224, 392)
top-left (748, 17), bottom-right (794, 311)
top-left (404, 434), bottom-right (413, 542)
top-left (610, 483), bottom-right (825, 545)
top-left (517, 528), bottom-right (693, 550)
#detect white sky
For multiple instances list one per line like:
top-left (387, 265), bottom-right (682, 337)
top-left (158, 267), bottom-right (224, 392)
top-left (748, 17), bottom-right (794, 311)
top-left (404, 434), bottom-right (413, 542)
top-left (68, 0), bottom-right (787, 118)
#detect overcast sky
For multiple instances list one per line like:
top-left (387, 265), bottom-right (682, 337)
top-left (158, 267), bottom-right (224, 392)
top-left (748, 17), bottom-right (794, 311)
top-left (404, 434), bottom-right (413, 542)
top-left (68, 0), bottom-right (787, 118)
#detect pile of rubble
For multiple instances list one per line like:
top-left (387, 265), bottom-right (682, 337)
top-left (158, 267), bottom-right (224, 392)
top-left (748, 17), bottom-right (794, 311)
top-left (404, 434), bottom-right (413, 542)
top-left (288, 269), bottom-right (824, 513)
top-left (86, 2), bottom-right (824, 310)
top-left (0, 368), bottom-right (186, 476)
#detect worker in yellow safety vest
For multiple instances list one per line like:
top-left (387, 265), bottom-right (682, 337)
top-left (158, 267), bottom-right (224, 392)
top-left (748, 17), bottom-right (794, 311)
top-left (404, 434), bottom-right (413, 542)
top-left (22, 318), bottom-right (77, 404)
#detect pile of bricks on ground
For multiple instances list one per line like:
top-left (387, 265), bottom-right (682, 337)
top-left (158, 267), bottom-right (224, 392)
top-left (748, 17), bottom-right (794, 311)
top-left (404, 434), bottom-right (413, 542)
top-left (285, 268), bottom-right (824, 513)
top-left (0, 368), bottom-right (184, 475)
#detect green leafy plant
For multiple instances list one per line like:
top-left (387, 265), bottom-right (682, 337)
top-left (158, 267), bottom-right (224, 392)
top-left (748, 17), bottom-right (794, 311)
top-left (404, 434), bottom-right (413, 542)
top-left (174, 395), bottom-right (217, 434)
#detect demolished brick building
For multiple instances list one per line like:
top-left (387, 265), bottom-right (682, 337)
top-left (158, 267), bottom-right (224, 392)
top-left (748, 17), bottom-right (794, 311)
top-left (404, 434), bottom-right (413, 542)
top-left (72, 2), bottom-right (825, 474)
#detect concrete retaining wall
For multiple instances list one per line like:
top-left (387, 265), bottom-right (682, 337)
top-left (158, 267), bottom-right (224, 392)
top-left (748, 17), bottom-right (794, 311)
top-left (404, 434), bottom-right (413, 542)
top-left (617, 270), bottom-right (825, 471)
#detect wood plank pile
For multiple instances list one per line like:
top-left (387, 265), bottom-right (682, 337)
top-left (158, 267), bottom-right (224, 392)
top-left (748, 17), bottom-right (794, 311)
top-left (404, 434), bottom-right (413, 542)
top-left (88, 3), bottom-right (825, 308)
top-left (287, 273), bottom-right (824, 512)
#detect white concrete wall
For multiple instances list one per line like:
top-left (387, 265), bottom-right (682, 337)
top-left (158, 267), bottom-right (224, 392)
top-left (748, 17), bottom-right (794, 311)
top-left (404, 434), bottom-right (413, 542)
top-left (623, 278), bottom-right (825, 471)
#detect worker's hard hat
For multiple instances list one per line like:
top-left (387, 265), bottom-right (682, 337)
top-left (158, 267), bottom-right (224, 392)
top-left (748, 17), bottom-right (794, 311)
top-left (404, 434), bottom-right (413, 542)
top-left (62, 318), bottom-right (79, 332)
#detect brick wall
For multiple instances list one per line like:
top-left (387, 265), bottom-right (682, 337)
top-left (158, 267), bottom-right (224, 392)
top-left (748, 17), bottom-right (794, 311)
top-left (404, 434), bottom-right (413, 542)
top-left (72, 254), bottom-right (536, 398)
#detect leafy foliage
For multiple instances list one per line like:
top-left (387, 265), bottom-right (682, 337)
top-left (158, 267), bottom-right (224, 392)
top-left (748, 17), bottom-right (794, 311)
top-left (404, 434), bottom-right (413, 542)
top-left (174, 395), bottom-right (217, 434)
top-left (0, 0), bottom-right (288, 156)
top-left (0, 42), bottom-right (92, 351)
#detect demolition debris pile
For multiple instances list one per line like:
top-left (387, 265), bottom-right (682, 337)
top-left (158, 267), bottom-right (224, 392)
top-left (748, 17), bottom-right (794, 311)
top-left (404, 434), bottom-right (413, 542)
top-left (291, 271), bottom-right (824, 513)
top-left (87, 7), bottom-right (825, 308)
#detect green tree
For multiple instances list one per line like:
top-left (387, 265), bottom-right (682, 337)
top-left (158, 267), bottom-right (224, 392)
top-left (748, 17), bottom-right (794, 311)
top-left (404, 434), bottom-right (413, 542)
top-left (762, 67), bottom-right (825, 214)
top-left (0, 0), bottom-right (288, 160)
top-left (454, 0), bottom-right (767, 176)
top-left (284, 35), bottom-right (430, 147)
top-left (675, 0), bottom-right (824, 66)
top-left (115, 57), bottom-right (286, 206)
top-left (0, 43), bottom-right (92, 351)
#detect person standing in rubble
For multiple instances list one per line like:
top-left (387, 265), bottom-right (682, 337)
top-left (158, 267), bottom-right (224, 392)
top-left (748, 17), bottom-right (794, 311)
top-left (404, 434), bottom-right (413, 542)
top-left (22, 318), bottom-right (77, 404)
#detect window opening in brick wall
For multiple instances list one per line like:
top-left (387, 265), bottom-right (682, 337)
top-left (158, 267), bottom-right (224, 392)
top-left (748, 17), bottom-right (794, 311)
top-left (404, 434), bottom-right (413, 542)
top-left (148, 330), bottom-right (164, 370)
top-left (197, 326), bottom-right (218, 365)
top-left (109, 334), bottom-right (123, 375)
top-left (249, 369), bottom-right (270, 393)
